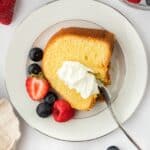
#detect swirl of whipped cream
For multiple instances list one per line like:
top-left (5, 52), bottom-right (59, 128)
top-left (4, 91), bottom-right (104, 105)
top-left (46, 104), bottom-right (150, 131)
top-left (57, 61), bottom-right (99, 99)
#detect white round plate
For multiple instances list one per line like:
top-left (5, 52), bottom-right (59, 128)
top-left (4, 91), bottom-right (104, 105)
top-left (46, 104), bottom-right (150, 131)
top-left (5, 0), bottom-right (147, 141)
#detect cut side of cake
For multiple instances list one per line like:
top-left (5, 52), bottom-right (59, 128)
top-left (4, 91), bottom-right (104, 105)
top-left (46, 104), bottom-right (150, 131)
top-left (42, 27), bottom-right (115, 110)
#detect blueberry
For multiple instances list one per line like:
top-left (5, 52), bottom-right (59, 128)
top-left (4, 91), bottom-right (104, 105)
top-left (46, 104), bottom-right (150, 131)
top-left (44, 92), bottom-right (58, 105)
top-left (107, 146), bottom-right (120, 150)
top-left (28, 63), bottom-right (41, 75)
top-left (29, 47), bottom-right (43, 61)
top-left (36, 103), bottom-right (52, 118)
top-left (146, 0), bottom-right (150, 5)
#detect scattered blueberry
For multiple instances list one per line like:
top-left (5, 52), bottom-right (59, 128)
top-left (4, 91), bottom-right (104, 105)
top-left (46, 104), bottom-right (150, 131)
top-left (44, 92), bottom-right (58, 105)
top-left (29, 47), bottom-right (43, 61)
top-left (36, 103), bottom-right (52, 118)
top-left (146, 0), bottom-right (150, 5)
top-left (107, 146), bottom-right (120, 150)
top-left (28, 63), bottom-right (41, 75)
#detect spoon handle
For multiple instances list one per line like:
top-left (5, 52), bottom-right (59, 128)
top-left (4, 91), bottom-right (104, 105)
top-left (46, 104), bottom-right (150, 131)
top-left (108, 105), bottom-right (142, 150)
top-left (99, 87), bottom-right (142, 150)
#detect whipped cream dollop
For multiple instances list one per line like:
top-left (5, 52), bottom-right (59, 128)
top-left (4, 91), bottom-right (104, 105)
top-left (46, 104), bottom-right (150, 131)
top-left (57, 61), bottom-right (99, 99)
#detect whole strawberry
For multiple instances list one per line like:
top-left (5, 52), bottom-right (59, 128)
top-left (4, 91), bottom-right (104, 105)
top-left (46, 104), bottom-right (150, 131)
top-left (53, 99), bottom-right (75, 122)
top-left (0, 0), bottom-right (16, 25)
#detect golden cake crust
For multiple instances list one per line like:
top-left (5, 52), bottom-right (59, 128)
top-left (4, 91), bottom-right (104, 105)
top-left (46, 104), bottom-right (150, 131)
top-left (42, 27), bottom-right (115, 110)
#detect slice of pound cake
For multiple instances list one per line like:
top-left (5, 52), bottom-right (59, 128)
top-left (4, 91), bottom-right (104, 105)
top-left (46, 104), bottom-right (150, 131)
top-left (42, 27), bottom-right (115, 110)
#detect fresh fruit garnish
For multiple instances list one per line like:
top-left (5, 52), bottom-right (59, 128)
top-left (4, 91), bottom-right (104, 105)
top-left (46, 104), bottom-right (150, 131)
top-left (0, 0), bottom-right (16, 25)
top-left (127, 0), bottom-right (141, 3)
top-left (26, 76), bottom-right (50, 101)
top-left (29, 47), bottom-right (43, 62)
top-left (107, 146), bottom-right (120, 150)
top-left (36, 102), bottom-right (52, 118)
top-left (44, 92), bottom-right (58, 106)
top-left (52, 99), bottom-right (75, 122)
top-left (28, 63), bottom-right (42, 75)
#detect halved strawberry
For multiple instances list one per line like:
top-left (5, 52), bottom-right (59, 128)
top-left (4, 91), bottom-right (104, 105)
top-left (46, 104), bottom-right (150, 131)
top-left (26, 76), bottom-right (50, 101)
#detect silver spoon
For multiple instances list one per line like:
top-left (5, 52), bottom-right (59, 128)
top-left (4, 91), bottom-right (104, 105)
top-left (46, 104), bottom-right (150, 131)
top-left (98, 85), bottom-right (142, 150)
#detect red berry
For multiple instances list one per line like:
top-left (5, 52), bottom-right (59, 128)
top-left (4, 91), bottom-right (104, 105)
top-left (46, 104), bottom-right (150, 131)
top-left (0, 0), bottom-right (16, 25)
top-left (53, 99), bottom-right (75, 122)
top-left (0, 12), bottom-right (13, 25)
top-left (26, 76), bottom-right (50, 101)
top-left (127, 0), bottom-right (141, 3)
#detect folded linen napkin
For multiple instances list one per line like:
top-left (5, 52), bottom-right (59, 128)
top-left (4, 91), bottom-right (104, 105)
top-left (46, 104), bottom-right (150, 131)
top-left (0, 98), bottom-right (21, 150)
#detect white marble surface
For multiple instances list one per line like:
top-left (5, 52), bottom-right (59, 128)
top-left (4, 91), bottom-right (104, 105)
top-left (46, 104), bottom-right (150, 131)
top-left (0, 0), bottom-right (150, 150)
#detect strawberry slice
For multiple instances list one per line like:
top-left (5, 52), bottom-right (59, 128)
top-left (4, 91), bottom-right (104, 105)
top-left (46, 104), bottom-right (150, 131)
top-left (26, 76), bottom-right (50, 101)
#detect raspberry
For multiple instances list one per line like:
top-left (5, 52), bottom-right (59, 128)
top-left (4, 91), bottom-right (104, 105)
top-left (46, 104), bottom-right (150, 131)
top-left (127, 0), bottom-right (141, 3)
top-left (53, 99), bottom-right (75, 122)
top-left (0, 0), bottom-right (16, 25)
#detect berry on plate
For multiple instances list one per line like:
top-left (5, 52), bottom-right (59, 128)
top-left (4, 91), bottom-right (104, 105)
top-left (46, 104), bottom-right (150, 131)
top-left (127, 0), bottom-right (141, 3)
top-left (28, 63), bottom-right (42, 75)
top-left (36, 102), bottom-right (52, 118)
top-left (26, 76), bottom-right (50, 101)
top-left (52, 99), bottom-right (75, 122)
top-left (44, 92), bottom-right (58, 106)
top-left (29, 47), bottom-right (43, 62)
